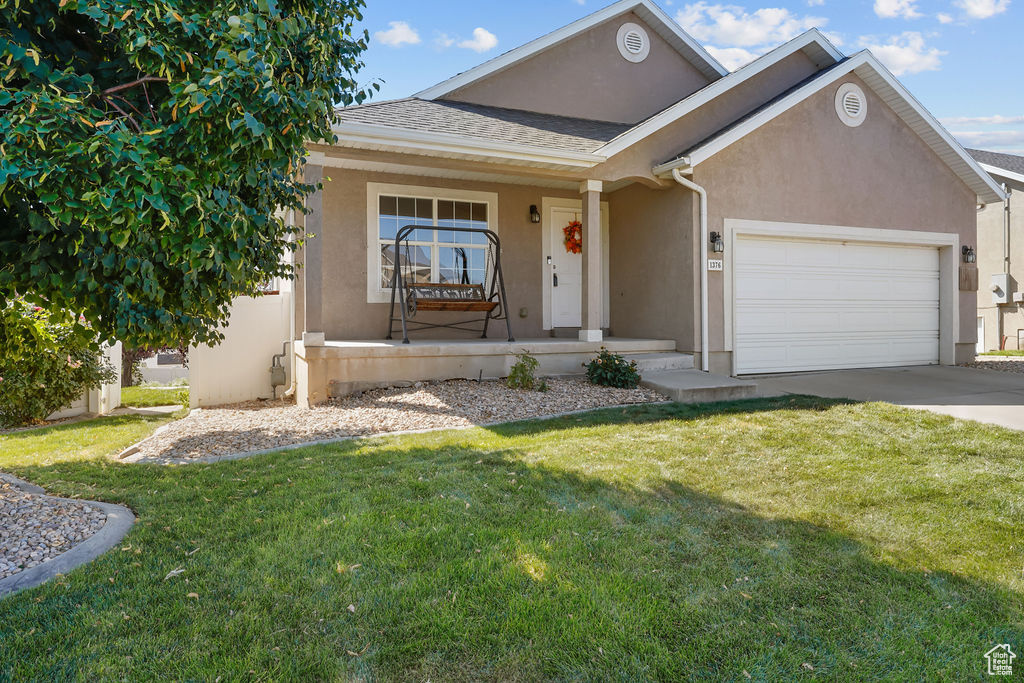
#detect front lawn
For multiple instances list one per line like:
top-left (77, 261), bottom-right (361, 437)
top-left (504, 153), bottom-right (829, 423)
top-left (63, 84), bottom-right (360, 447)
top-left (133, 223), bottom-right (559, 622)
top-left (980, 350), bottom-right (1024, 357)
top-left (120, 384), bottom-right (187, 408)
top-left (1, 398), bottom-right (1021, 680)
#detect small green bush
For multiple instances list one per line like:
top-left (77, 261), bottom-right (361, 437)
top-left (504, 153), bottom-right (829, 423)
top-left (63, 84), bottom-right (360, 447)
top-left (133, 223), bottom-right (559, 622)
top-left (507, 353), bottom-right (540, 390)
top-left (174, 387), bottom-right (191, 409)
top-left (0, 299), bottom-right (116, 427)
top-left (584, 347), bottom-right (640, 389)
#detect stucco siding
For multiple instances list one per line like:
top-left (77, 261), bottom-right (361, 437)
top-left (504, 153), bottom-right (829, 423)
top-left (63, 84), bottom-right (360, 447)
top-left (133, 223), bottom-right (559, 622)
top-left (445, 13), bottom-right (711, 125)
top-left (591, 50), bottom-right (821, 184)
top-left (608, 183), bottom-right (697, 350)
top-left (693, 74), bottom-right (978, 370)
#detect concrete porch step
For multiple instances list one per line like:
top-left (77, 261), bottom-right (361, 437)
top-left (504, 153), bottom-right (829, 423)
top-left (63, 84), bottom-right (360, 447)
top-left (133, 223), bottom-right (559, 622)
top-left (641, 369), bottom-right (758, 404)
top-left (624, 352), bottom-right (695, 374)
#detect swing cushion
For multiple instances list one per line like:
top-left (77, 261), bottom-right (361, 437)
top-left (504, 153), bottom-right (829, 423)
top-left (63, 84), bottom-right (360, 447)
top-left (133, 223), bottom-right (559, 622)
top-left (407, 283), bottom-right (498, 312)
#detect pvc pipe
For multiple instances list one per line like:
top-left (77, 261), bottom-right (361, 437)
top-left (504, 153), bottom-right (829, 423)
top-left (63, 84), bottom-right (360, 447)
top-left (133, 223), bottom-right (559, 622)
top-left (671, 168), bottom-right (710, 373)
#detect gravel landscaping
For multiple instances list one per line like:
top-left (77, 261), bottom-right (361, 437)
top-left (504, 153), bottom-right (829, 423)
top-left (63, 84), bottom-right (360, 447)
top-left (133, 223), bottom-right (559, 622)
top-left (125, 378), bottom-right (667, 464)
top-left (0, 480), bottom-right (107, 580)
top-left (962, 356), bottom-right (1024, 374)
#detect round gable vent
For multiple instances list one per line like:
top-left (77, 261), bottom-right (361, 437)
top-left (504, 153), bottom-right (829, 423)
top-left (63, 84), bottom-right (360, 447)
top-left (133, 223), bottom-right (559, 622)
top-left (835, 83), bottom-right (867, 127)
top-left (617, 22), bottom-right (650, 63)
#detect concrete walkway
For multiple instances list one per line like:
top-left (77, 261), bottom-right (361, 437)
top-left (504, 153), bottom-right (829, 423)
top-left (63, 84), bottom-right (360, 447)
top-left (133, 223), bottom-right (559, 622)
top-left (755, 365), bottom-right (1024, 431)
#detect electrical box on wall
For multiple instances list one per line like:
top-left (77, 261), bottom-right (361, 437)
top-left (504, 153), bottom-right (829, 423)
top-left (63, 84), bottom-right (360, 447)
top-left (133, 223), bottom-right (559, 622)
top-left (1015, 292), bottom-right (1024, 303)
top-left (992, 273), bottom-right (1011, 305)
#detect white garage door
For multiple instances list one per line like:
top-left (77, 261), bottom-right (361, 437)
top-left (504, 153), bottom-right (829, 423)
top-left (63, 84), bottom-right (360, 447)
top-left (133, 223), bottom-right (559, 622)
top-left (735, 236), bottom-right (940, 374)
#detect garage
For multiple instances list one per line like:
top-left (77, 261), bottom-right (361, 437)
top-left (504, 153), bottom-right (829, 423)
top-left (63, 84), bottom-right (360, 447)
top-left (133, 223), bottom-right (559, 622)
top-left (734, 235), bottom-right (941, 374)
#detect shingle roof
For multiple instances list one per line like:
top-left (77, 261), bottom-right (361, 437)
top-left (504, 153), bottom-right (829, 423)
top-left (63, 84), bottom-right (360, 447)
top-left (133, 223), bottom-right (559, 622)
top-left (968, 148), bottom-right (1024, 177)
top-left (334, 98), bottom-right (633, 154)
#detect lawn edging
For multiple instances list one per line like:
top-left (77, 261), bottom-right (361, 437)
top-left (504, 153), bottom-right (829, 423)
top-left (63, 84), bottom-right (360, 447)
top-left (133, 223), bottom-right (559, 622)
top-left (120, 400), bottom-right (676, 466)
top-left (0, 474), bottom-right (136, 598)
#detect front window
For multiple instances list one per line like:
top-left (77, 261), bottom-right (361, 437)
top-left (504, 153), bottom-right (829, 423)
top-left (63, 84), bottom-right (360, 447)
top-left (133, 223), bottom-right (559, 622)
top-left (377, 195), bottom-right (490, 290)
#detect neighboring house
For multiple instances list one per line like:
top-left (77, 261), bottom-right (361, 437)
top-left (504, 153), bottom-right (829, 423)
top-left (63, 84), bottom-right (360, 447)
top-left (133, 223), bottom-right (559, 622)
top-left (191, 0), bottom-right (1004, 408)
top-left (968, 149), bottom-right (1022, 352)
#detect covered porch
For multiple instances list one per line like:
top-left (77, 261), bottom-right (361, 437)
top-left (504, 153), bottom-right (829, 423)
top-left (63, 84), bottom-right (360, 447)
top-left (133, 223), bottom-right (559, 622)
top-left (294, 337), bottom-right (690, 406)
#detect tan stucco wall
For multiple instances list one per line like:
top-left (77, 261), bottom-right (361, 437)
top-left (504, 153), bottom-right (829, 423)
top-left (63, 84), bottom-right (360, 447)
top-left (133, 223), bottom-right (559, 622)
top-left (308, 169), bottom-right (582, 340)
top-left (445, 13), bottom-right (711, 125)
top-left (977, 177), bottom-right (1024, 351)
top-left (694, 73), bottom-right (978, 371)
top-left (590, 50), bottom-right (821, 184)
top-left (607, 183), bottom-right (697, 349)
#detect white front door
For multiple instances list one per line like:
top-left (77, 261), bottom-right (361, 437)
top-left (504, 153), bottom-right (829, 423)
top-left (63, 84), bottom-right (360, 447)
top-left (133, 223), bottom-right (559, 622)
top-left (549, 206), bottom-right (583, 327)
top-left (542, 199), bottom-right (611, 330)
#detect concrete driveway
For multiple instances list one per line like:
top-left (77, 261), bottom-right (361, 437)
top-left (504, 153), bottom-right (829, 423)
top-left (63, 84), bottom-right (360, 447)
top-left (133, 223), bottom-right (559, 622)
top-left (755, 365), bottom-right (1024, 431)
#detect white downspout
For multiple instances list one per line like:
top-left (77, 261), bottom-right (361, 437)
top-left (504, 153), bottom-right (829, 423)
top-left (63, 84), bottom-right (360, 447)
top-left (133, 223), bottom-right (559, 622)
top-left (671, 168), bottom-right (710, 373)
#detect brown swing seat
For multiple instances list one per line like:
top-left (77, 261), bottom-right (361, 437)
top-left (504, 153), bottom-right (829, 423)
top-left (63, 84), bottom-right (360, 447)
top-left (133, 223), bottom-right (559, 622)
top-left (406, 283), bottom-right (499, 313)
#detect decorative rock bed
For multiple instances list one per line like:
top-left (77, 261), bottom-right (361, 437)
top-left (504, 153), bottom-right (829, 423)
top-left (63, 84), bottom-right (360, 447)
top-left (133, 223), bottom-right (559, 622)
top-left (0, 479), bottom-right (107, 580)
top-left (962, 356), bottom-right (1024, 374)
top-left (0, 475), bottom-right (135, 597)
top-left (123, 377), bottom-right (667, 465)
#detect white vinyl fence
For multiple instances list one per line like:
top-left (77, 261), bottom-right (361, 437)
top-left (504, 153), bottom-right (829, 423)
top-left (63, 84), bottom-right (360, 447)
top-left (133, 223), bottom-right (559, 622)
top-left (189, 293), bottom-right (292, 408)
top-left (48, 342), bottom-right (123, 420)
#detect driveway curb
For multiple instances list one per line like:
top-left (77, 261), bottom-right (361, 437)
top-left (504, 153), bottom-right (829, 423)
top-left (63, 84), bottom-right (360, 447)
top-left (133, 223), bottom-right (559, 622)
top-left (0, 474), bottom-right (136, 598)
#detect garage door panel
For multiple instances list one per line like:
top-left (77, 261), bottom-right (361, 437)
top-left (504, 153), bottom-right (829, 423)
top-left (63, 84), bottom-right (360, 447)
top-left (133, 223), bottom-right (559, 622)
top-left (735, 235), bottom-right (940, 374)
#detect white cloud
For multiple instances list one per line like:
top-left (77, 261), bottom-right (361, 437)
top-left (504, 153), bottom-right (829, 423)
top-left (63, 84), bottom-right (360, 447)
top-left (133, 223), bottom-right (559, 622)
top-left (873, 0), bottom-right (922, 19)
top-left (954, 0), bottom-right (1010, 19)
top-left (434, 33), bottom-right (456, 48)
top-left (858, 31), bottom-right (945, 75)
top-left (941, 115), bottom-right (1024, 126)
top-left (375, 21), bottom-right (420, 48)
top-left (951, 129), bottom-right (1024, 151)
top-left (706, 45), bottom-right (761, 69)
top-left (807, 0), bottom-right (825, 5)
top-left (458, 27), bottom-right (499, 53)
top-left (937, 12), bottom-right (954, 22)
top-left (675, 3), bottom-right (826, 48)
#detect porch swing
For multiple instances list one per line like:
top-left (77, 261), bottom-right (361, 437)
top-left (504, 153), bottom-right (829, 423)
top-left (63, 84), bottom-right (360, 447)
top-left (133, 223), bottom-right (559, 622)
top-left (386, 224), bottom-right (515, 344)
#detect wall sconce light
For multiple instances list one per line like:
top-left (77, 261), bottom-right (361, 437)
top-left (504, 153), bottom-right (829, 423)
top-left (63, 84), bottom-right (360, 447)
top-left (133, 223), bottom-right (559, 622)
top-left (962, 245), bottom-right (976, 263)
top-left (710, 231), bottom-right (724, 253)
top-left (529, 205), bottom-right (541, 224)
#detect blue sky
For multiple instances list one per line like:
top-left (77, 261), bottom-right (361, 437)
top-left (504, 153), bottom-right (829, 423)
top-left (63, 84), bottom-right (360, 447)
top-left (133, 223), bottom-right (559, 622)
top-left (356, 0), bottom-right (1024, 153)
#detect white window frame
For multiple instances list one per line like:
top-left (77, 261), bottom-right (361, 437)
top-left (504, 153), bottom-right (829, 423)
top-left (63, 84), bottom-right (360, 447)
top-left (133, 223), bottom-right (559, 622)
top-left (365, 182), bottom-right (499, 304)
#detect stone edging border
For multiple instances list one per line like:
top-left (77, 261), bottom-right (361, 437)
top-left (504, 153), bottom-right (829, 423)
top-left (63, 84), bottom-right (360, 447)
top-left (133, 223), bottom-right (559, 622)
top-left (0, 474), bottom-right (136, 598)
top-left (120, 400), bottom-right (676, 466)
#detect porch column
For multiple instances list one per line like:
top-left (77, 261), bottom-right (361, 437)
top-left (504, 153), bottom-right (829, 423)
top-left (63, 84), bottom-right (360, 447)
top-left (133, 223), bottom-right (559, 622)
top-left (302, 163), bottom-right (325, 347)
top-left (579, 180), bottom-right (603, 342)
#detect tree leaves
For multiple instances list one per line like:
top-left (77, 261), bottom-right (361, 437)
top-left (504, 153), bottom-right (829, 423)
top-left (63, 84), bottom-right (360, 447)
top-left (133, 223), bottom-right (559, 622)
top-left (0, 0), bottom-right (374, 350)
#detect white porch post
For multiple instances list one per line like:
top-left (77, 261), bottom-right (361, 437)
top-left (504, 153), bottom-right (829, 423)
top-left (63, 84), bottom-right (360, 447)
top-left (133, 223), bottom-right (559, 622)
top-left (579, 180), bottom-right (603, 342)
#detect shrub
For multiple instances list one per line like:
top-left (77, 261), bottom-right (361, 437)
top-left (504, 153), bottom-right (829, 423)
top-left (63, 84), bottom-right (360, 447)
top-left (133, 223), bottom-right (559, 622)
top-left (0, 299), bottom-right (116, 427)
top-left (174, 388), bottom-right (191, 409)
top-left (507, 353), bottom-right (540, 390)
top-left (585, 348), bottom-right (640, 389)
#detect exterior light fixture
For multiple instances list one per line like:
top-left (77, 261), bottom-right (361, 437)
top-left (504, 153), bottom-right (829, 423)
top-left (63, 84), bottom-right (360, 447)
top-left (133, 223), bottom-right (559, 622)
top-left (529, 205), bottom-right (541, 224)
top-left (710, 231), bottom-right (724, 254)
top-left (962, 245), bottom-right (976, 264)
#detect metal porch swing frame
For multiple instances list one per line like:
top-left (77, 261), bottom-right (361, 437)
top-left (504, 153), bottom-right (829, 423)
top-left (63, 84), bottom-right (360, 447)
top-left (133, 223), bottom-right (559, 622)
top-left (386, 224), bottom-right (515, 344)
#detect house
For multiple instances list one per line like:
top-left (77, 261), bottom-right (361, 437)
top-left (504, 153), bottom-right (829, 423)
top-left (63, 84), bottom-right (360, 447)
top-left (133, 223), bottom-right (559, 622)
top-left (191, 0), bottom-right (1005, 409)
top-left (968, 149), bottom-right (1022, 352)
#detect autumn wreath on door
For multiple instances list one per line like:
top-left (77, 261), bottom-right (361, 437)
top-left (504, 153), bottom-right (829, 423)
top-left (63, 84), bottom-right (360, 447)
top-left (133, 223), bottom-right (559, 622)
top-left (563, 220), bottom-right (583, 254)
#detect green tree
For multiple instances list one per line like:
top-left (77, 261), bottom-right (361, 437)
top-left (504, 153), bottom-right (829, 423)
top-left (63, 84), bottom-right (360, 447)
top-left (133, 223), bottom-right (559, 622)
top-left (0, 0), bottom-right (374, 351)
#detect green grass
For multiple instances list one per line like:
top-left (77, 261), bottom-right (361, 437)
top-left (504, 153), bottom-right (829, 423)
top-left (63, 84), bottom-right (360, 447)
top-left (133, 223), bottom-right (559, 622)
top-left (120, 385), bottom-right (186, 408)
top-left (1, 397), bottom-right (1022, 680)
top-left (980, 350), bottom-right (1024, 357)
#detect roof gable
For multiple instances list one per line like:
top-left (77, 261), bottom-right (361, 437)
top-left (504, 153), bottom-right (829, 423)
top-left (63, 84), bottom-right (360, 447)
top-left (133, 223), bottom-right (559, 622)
top-left (415, 0), bottom-right (727, 105)
top-left (655, 51), bottom-right (1006, 204)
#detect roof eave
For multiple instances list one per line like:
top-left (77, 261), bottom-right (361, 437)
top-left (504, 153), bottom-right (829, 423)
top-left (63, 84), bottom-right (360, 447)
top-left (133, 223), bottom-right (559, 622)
top-left (978, 162), bottom-right (1024, 187)
top-left (327, 122), bottom-right (607, 170)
